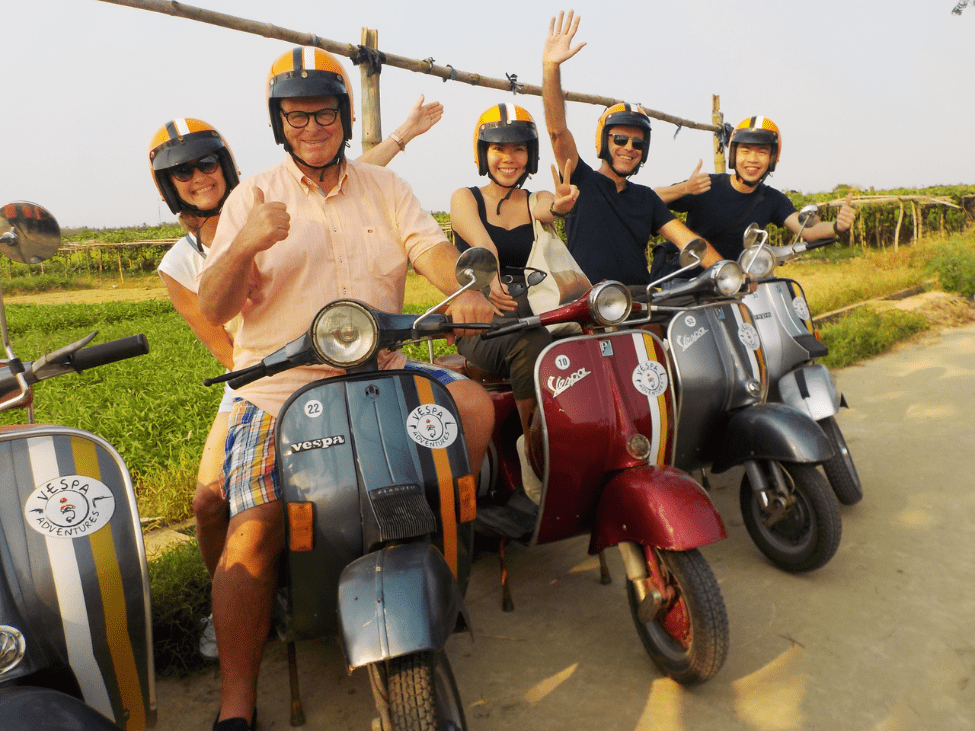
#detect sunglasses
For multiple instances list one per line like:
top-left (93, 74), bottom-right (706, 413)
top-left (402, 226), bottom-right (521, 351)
top-left (500, 266), bottom-right (547, 297)
top-left (611, 134), bottom-right (646, 151)
top-left (170, 155), bottom-right (220, 182)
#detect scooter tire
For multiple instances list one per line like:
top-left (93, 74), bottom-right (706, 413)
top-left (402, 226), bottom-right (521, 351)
top-left (818, 416), bottom-right (864, 505)
top-left (625, 547), bottom-right (729, 685)
top-left (740, 462), bottom-right (842, 573)
top-left (386, 650), bottom-right (467, 731)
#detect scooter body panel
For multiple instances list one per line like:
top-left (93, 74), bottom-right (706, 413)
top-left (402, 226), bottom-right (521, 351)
top-left (742, 278), bottom-right (829, 397)
top-left (777, 363), bottom-right (842, 422)
top-left (0, 426), bottom-right (155, 730)
top-left (275, 371), bottom-right (472, 641)
top-left (533, 331), bottom-right (677, 545)
top-left (337, 542), bottom-right (466, 669)
top-left (589, 465), bottom-right (727, 554)
top-left (711, 403), bottom-right (833, 473)
top-left (667, 302), bottom-right (768, 472)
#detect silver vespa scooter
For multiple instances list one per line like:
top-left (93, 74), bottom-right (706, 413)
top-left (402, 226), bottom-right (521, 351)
top-left (738, 207), bottom-right (863, 505)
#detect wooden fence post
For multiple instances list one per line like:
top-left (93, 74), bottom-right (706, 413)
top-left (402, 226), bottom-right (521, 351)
top-left (359, 28), bottom-right (382, 153)
top-left (712, 95), bottom-right (725, 174)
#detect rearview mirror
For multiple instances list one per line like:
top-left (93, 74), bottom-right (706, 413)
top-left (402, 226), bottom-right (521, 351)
top-left (796, 204), bottom-right (820, 230)
top-left (678, 238), bottom-right (708, 268)
top-left (455, 247), bottom-right (498, 292)
top-left (0, 201), bottom-right (61, 265)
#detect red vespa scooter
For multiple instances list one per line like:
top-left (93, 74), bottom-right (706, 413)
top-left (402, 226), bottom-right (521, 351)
top-left (445, 279), bottom-right (730, 685)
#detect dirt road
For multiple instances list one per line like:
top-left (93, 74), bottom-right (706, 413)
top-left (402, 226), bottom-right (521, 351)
top-left (150, 320), bottom-right (975, 731)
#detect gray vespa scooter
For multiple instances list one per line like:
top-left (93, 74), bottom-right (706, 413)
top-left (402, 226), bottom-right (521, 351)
top-left (738, 209), bottom-right (863, 504)
top-left (631, 243), bottom-right (842, 573)
top-left (0, 202), bottom-right (154, 730)
top-left (204, 248), bottom-right (498, 731)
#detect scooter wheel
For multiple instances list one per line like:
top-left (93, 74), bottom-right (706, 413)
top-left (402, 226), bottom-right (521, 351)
top-left (385, 650), bottom-right (467, 731)
top-left (818, 416), bottom-right (863, 505)
top-left (625, 546), bottom-right (729, 685)
top-left (740, 461), bottom-right (842, 573)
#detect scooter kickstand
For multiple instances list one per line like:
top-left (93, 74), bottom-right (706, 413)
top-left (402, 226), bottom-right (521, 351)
top-left (500, 538), bottom-right (515, 612)
top-left (288, 641), bottom-right (306, 726)
top-left (598, 551), bottom-right (612, 584)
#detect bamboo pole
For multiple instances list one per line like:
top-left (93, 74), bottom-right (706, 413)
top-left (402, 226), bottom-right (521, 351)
top-left (712, 95), bottom-right (725, 173)
top-left (894, 200), bottom-right (904, 251)
top-left (94, 0), bottom-right (721, 134)
top-left (359, 28), bottom-right (381, 152)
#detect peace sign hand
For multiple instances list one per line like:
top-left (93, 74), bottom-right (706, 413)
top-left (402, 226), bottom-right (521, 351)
top-left (550, 159), bottom-right (579, 217)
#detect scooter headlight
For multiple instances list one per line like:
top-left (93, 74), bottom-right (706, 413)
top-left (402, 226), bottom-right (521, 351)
top-left (711, 261), bottom-right (745, 296)
top-left (588, 282), bottom-right (632, 325)
top-left (311, 301), bottom-right (379, 368)
top-left (0, 625), bottom-right (26, 675)
top-left (738, 246), bottom-right (776, 278)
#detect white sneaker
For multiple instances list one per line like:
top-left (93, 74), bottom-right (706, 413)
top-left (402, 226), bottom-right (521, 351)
top-left (517, 435), bottom-right (543, 505)
top-left (199, 613), bottom-right (218, 660)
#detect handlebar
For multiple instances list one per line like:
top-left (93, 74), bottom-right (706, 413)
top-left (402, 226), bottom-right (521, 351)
top-left (69, 334), bottom-right (149, 371)
top-left (802, 237), bottom-right (838, 251)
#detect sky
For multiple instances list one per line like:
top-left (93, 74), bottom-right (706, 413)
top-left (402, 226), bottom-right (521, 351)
top-left (2, 0), bottom-right (973, 230)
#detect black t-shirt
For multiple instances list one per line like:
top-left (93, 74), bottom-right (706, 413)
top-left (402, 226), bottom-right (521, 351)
top-left (564, 158), bottom-right (675, 285)
top-left (669, 174), bottom-right (796, 260)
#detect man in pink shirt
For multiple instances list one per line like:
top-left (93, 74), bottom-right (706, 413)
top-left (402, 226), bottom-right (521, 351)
top-left (199, 47), bottom-right (495, 731)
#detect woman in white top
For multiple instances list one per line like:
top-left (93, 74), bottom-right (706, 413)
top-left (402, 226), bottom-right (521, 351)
top-left (147, 99), bottom-right (444, 659)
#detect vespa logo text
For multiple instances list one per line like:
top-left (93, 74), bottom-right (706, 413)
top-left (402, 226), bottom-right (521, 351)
top-left (290, 435), bottom-right (346, 453)
top-left (547, 367), bottom-right (591, 397)
top-left (676, 326), bottom-right (709, 352)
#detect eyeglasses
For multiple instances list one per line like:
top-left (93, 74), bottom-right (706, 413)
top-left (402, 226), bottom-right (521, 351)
top-left (169, 155), bottom-right (220, 182)
top-left (611, 134), bottom-right (645, 151)
top-left (281, 107), bottom-right (340, 129)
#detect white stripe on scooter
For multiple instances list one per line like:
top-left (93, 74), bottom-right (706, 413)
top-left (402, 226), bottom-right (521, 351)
top-left (630, 332), bottom-right (662, 465)
top-left (26, 436), bottom-right (114, 719)
top-left (730, 305), bottom-right (761, 380)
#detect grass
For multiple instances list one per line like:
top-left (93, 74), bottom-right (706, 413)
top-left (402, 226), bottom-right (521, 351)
top-left (819, 307), bottom-right (930, 368)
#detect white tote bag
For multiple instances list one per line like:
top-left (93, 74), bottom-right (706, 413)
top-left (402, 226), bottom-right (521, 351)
top-left (524, 192), bottom-right (592, 335)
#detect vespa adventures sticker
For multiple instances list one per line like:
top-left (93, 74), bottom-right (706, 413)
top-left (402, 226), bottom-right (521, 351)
top-left (793, 296), bottom-right (810, 321)
top-left (632, 360), bottom-right (668, 398)
top-left (406, 403), bottom-right (459, 449)
top-left (738, 322), bottom-right (761, 351)
top-left (25, 476), bottom-right (116, 539)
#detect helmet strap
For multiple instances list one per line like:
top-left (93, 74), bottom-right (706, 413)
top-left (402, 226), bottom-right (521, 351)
top-left (286, 142), bottom-right (346, 183)
top-left (487, 171), bottom-right (530, 215)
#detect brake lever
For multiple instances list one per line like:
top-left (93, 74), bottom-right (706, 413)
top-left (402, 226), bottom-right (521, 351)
top-left (29, 331), bottom-right (99, 381)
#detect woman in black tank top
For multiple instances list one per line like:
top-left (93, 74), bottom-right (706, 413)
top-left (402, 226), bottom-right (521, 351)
top-left (451, 104), bottom-right (578, 502)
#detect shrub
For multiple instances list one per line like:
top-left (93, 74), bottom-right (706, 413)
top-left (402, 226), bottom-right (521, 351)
top-left (925, 238), bottom-right (975, 298)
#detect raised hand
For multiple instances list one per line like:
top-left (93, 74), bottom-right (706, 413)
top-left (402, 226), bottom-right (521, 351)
top-left (544, 10), bottom-right (587, 66)
top-left (550, 158), bottom-right (579, 216)
top-left (835, 190), bottom-right (857, 233)
top-left (685, 159), bottom-right (712, 196)
top-left (402, 94), bottom-right (444, 140)
top-left (242, 187), bottom-right (290, 253)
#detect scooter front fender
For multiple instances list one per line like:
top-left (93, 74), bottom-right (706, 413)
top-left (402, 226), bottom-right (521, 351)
top-left (712, 403), bottom-right (833, 473)
top-left (0, 687), bottom-right (120, 731)
top-left (590, 465), bottom-right (727, 555)
top-left (338, 542), bottom-right (468, 670)
top-left (777, 364), bottom-right (842, 422)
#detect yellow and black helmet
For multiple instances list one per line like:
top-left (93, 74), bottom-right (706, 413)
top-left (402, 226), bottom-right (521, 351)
top-left (595, 103), bottom-right (652, 168)
top-left (473, 103), bottom-right (539, 178)
top-left (266, 47), bottom-right (355, 147)
top-left (148, 118), bottom-right (239, 215)
top-left (728, 116), bottom-right (782, 173)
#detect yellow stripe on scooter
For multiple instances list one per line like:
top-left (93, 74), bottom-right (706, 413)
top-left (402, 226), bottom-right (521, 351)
top-left (632, 333), bottom-right (669, 467)
top-left (413, 376), bottom-right (458, 579)
top-left (72, 435), bottom-right (146, 731)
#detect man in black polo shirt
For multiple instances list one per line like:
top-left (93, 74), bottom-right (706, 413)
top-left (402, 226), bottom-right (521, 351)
top-left (542, 10), bottom-right (722, 286)
top-left (653, 116), bottom-right (858, 277)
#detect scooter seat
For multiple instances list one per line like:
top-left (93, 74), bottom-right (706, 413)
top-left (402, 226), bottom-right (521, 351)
top-left (434, 354), bottom-right (509, 387)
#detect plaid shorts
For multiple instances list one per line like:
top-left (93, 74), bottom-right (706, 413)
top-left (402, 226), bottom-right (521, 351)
top-left (222, 399), bottom-right (280, 517)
